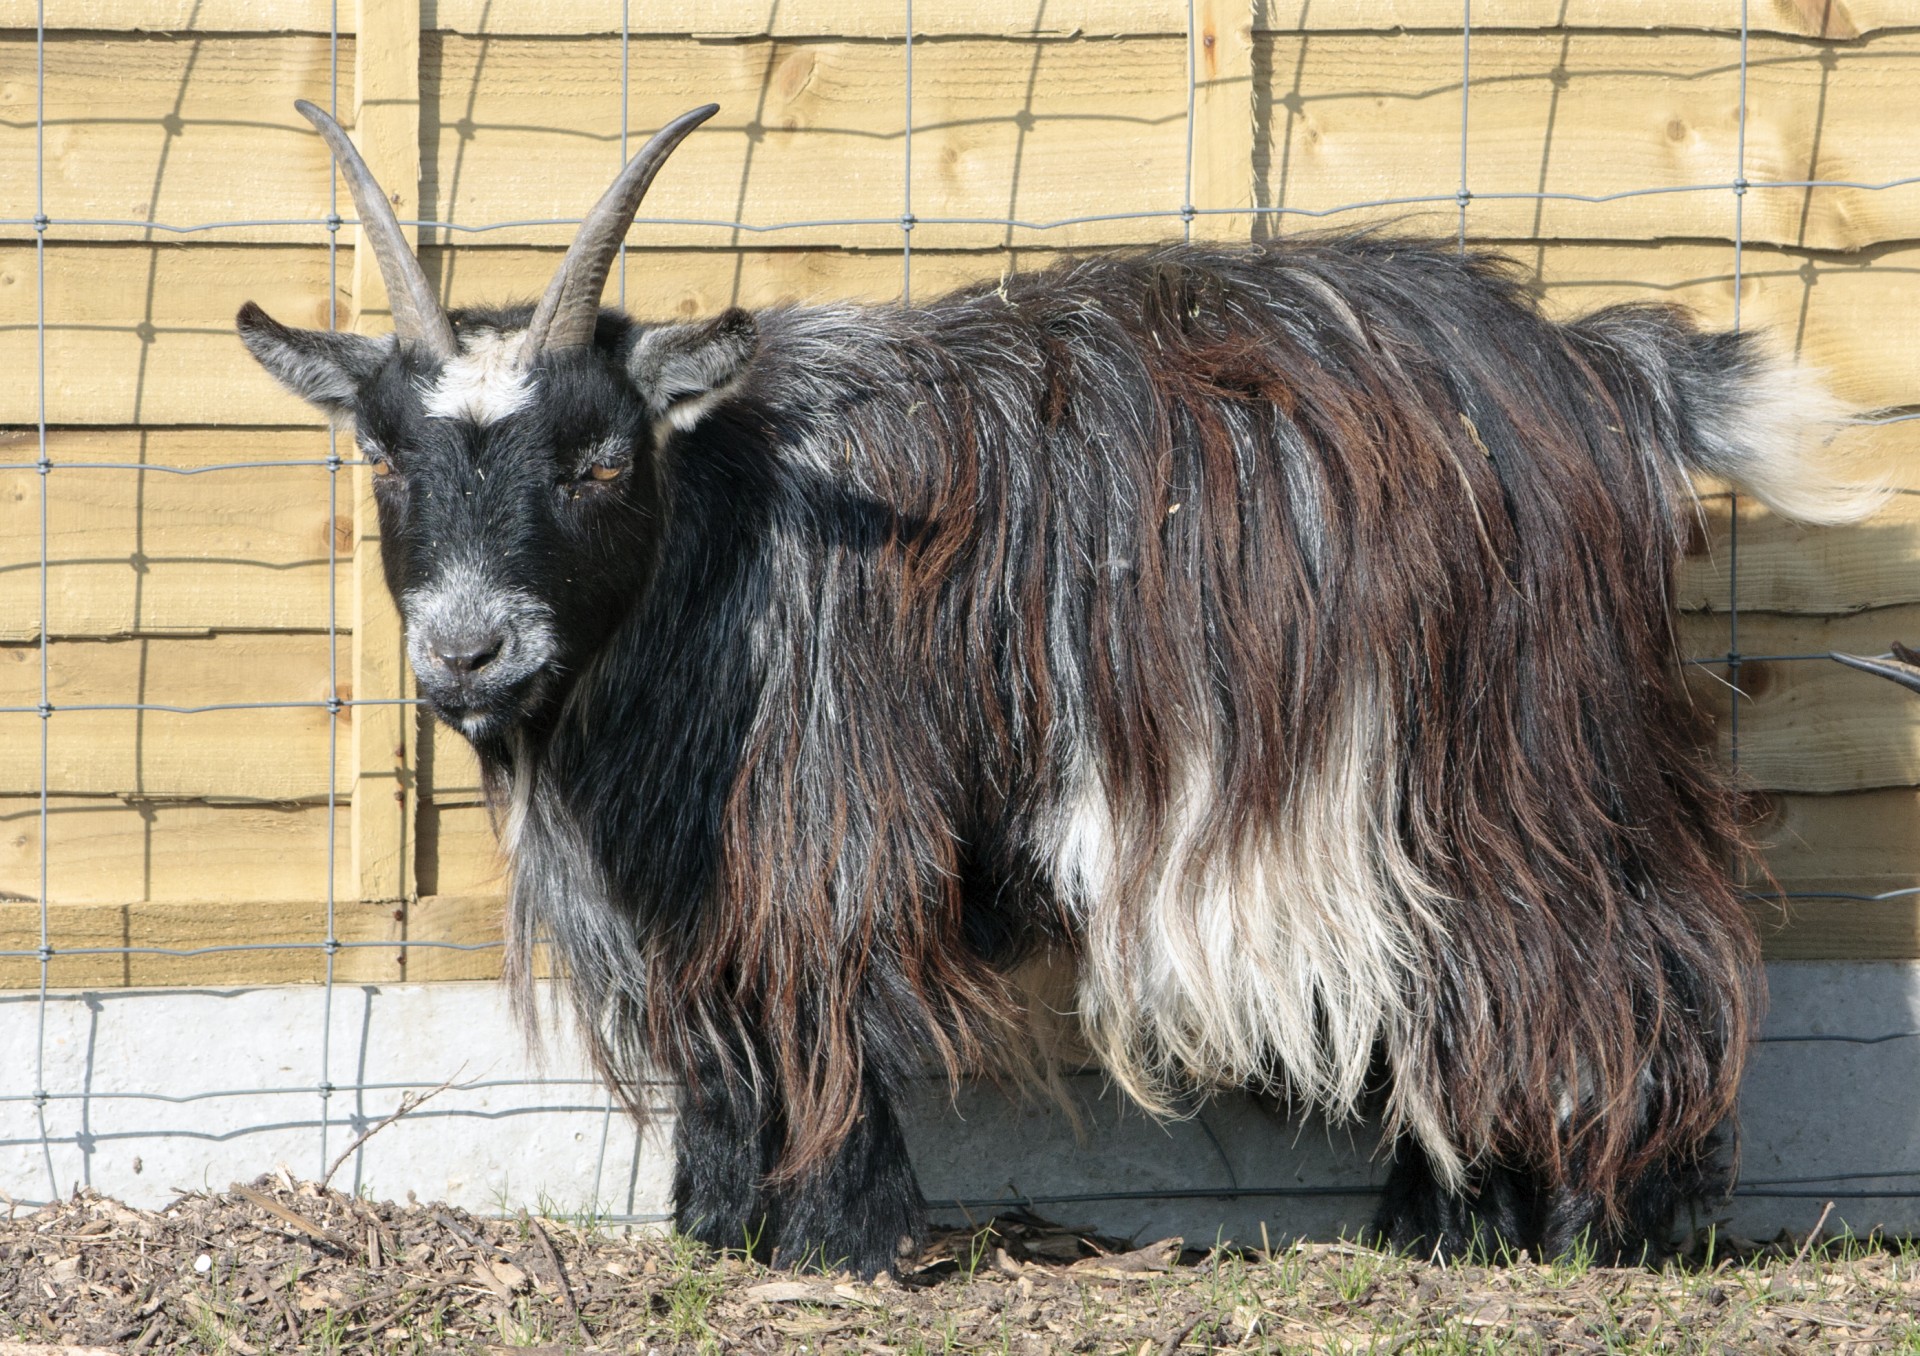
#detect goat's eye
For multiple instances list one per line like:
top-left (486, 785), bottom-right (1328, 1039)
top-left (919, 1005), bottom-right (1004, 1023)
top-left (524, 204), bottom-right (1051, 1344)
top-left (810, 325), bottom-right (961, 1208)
top-left (567, 438), bottom-right (630, 495)
top-left (358, 438), bottom-right (395, 476)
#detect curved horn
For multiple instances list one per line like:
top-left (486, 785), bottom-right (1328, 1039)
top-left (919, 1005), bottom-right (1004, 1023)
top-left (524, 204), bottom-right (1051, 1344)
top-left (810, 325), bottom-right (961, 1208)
top-left (522, 104), bottom-right (721, 360)
top-left (294, 99), bottom-right (457, 361)
top-left (1833, 642), bottom-right (1920, 695)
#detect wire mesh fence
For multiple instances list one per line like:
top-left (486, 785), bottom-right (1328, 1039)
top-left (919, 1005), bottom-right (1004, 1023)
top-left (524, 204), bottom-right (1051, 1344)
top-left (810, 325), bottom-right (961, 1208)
top-left (5, 0), bottom-right (1920, 1225)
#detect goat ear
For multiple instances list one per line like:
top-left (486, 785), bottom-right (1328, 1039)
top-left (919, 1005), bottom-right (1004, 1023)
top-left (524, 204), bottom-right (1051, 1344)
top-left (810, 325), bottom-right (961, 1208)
top-left (236, 301), bottom-right (392, 410)
top-left (626, 307), bottom-right (758, 432)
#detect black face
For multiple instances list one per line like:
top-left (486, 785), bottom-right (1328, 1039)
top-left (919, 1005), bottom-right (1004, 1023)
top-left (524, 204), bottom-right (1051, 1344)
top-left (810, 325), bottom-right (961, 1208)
top-left (236, 302), bottom-right (758, 745)
top-left (356, 330), bottom-right (660, 740)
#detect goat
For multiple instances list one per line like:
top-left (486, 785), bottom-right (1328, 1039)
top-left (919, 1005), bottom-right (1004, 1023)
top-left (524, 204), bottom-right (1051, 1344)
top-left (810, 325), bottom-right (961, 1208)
top-left (237, 101), bottom-right (1881, 1275)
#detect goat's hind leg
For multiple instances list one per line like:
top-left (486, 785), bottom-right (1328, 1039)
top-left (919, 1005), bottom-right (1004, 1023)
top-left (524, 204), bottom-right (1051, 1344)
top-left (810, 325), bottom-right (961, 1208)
top-left (1536, 1137), bottom-right (1728, 1266)
top-left (766, 1073), bottom-right (924, 1279)
top-left (1370, 1140), bottom-right (1540, 1262)
top-left (1374, 1137), bottom-right (1728, 1266)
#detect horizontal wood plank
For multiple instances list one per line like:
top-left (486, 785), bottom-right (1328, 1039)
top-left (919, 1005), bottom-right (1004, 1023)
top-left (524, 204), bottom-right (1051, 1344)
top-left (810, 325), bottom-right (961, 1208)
top-left (0, 429), bottom-right (349, 639)
top-left (0, 895), bottom-right (404, 986)
top-left (0, 33), bottom-right (352, 242)
top-left (0, 244), bottom-right (344, 424)
top-left (8, 31), bottom-right (1920, 251)
top-left (1746, 893), bottom-right (1920, 962)
top-left (0, 794), bottom-right (348, 905)
top-left (0, 0), bottom-right (1904, 38)
top-left (1678, 476), bottom-right (1920, 619)
top-left (0, 633), bottom-right (351, 798)
top-left (415, 33), bottom-right (1192, 251)
top-left (402, 891), bottom-right (506, 981)
top-left (1253, 30), bottom-right (1920, 252)
top-left (1756, 787), bottom-right (1920, 886)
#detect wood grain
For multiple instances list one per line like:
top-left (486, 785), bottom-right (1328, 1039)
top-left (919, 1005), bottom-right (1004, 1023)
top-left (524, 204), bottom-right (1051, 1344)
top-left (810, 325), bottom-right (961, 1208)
top-left (0, 795), bottom-right (348, 905)
top-left (1253, 29), bottom-right (1920, 252)
top-left (0, 633), bottom-right (348, 798)
top-left (0, 895), bottom-right (404, 987)
top-left (0, 429), bottom-right (348, 640)
top-left (349, 0), bottom-right (420, 908)
top-left (0, 0), bottom-right (1903, 38)
top-left (1681, 607), bottom-right (1920, 796)
top-left (12, 29), bottom-right (1917, 250)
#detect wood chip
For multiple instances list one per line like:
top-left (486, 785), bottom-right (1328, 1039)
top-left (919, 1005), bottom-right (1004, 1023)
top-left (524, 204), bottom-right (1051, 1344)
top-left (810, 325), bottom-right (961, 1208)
top-left (469, 1257), bottom-right (528, 1301)
top-left (746, 1279), bottom-right (848, 1306)
top-left (230, 1185), bottom-right (350, 1252)
top-left (1071, 1237), bottom-right (1182, 1278)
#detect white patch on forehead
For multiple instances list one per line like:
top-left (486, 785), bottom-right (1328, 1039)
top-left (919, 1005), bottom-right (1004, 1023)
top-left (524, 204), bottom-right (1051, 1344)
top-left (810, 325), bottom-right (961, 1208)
top-left (421, 327), bottom-right (535, 425)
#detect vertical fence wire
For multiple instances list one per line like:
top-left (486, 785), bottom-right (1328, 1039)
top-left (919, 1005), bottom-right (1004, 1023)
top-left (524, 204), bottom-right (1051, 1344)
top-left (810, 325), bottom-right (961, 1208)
top-left (617, 0), bottom-right (630, 311)
top-left (1727, 1), bottom-right (1750, 787)
top-left (33, 0), bottom-right (55, 1202)
top-left (316, 0), bottom-right (344, 1185)
top-left (1182, 0), bottom-right (1198, 244)
top-left (902, 0), bottom-right (916, 303)
top-left (1457, 0), bottom-right (1471, 252)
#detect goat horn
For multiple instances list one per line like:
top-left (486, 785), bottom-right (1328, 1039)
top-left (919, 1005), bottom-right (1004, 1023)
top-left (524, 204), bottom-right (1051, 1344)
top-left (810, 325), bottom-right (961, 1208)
top-left (522, 104), bottom-right (721, 360)
top-left (1832, 642), bottom-right (1920, 695)
top-left (294, 99), bottom-right (457, 361)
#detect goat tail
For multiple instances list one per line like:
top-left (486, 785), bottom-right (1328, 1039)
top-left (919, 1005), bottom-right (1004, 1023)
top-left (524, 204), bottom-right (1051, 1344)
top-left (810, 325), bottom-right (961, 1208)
top-left (1572, 305), bottom-right (1888, 527)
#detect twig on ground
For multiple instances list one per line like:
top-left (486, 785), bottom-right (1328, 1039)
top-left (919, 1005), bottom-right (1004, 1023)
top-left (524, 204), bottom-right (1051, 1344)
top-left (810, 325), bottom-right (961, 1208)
top-left (1156, 1312), bottom-right (1206, 1356)
top-left (437, 1208), bottom-right (515, 1261)
top-left (1790, 1201), bottom-right (1836, 1270)
top-left (232, 1183), bottom-right (351, 1252)
top-left (319, 1075), bottom-right (463, 1193)
top-left (526, 1212), bottom-right (582, 1323)
top-left (247, 1263), bottom-right (301, 1346)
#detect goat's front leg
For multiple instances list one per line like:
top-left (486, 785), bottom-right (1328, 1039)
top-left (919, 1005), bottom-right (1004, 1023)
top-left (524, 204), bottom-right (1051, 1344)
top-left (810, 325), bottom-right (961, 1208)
top-left (765, 1072), bottom-right (924, 1279)
top-left (671, 1043), bottom-right (781, 1261)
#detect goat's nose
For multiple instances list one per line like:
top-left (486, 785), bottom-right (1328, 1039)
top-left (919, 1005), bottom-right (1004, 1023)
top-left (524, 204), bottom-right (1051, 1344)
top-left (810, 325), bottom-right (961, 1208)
top-left (430, 633), bottom-right (504, 675)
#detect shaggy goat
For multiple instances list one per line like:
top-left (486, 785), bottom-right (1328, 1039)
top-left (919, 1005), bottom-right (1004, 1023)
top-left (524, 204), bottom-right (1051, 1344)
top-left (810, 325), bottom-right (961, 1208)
top-left (239, 102), bottom-right (1879, 1274)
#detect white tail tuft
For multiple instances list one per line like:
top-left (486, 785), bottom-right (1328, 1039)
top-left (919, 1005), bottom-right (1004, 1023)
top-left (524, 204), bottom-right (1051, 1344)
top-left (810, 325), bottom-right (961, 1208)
top-left (1695, 352), bottom-right (1889, 526)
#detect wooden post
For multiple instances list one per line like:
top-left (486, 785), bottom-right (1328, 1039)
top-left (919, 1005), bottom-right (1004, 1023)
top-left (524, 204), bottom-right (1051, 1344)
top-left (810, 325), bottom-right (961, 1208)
top-left (1189, 0), bottom-right (1256, 243)
top-left (346, 0), bottom-right (422, 979)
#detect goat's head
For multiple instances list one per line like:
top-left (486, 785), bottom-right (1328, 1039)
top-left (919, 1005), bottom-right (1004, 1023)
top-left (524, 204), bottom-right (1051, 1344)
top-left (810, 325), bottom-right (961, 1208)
top-left (237, 101), bottom-right (755, 743)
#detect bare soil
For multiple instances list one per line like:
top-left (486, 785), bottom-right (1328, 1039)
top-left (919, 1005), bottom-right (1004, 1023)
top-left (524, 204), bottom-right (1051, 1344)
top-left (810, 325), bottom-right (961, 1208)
top-left (0, 1179), bottom-right (1915, 1354)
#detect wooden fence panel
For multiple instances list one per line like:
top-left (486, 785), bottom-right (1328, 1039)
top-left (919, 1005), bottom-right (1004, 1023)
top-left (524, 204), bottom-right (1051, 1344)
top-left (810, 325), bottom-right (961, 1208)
top-left (0, 0), bottom-right (1914, 980)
